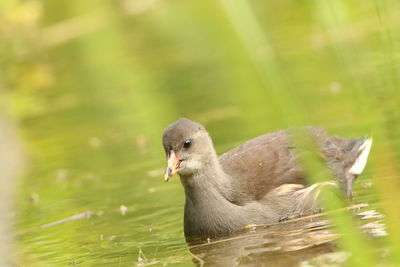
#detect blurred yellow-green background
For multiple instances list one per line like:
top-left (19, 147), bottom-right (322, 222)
top-left (1, 0), bottom-right (400, 266)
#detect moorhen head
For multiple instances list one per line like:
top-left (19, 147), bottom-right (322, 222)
top-left (163, 118), bottom-right (217, 182)
top-left (162, 118), bottom-right (372, 239)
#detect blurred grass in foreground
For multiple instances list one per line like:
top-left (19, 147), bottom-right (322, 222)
top-left (1, 0), bottom-right (400, 265)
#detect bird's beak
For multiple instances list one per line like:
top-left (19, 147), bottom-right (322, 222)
top-left (164, 150), bottom-right (180, 182)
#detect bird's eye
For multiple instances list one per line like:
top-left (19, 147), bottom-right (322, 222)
top-left (183, 139), bottom-right (192, 149)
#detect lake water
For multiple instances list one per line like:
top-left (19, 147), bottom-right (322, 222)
top-left (15, 113), bottom-right (385, 266)
top-left (6, 0), bottom-right (400, 266)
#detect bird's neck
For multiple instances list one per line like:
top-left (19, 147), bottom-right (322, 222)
top-left (179, 157), bottom-right (244, 237)
top-left (180, 156), bottom-right (232, 200)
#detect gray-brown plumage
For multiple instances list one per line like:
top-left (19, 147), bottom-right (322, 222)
top-left (162, 118), bottom-right (372, 238)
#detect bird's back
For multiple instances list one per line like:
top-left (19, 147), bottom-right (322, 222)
top-left (218, 127), bottom-right (368, 203)
top-left (219, 129), bottom-right (304, 202)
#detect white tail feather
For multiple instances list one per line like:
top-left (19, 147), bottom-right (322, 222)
top-left (348, 138), bottom-right (373, 175)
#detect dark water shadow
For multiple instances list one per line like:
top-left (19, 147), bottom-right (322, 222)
top-left (188, 204), bottom-right (385, 266)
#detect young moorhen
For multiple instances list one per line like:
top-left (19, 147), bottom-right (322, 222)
top-left (162, 118), bottom-right (372, 238)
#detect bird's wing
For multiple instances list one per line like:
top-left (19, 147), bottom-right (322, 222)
top-left (218, 129), bottom-right (309, 202)
top-left (218, 126), bottom-right (371, 203)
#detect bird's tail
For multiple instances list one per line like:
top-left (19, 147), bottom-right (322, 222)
top-left (348, 137), bottom-right (373, 176)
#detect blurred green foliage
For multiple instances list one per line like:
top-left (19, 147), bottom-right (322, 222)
top-left (1, 0), bottom-right (400, 265)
